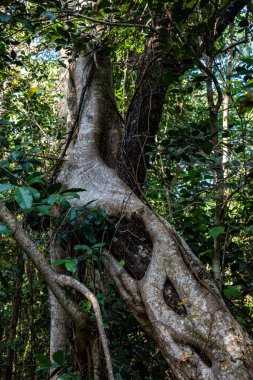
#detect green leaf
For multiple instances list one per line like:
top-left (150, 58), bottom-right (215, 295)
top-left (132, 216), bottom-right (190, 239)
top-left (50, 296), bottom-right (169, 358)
top-left (0, 12), bottom-right (11, 22)
top-left (186, 0), bottom-right (196, 8)
top-left (0, 184), bottom-right (13, 193)
top-left (52, 350), bottom-right (64, 365)
top-left (61, 192), bottom-right (80, 200)
top-left (52, 258), bottom-right (69, 266)
top-left (35, 353), bottom-right (51, 367)
top-left (65, 259), bottom-right (78, 273)
top-left (42, 194), bottom-right (62, 205)
top-left (79, 300), bottom-right (92, 312)
top-left (92, 242), bottom-right (106, 249)
top-left (0, 223), bottom-right (12, 236)
top-left (28, 172), bottom-right (45, 185)
top-left (223, 286), bottom-right (241, 299)
top-left (74, 244), bottom-right (91, 251)
top-left (28, 86), bottom-right (41, 98)
top-left (36, 205), bottom-right (51, 215)
top-left (209, 226), bottom-right (225, 239)
top-left (47, 183), bottom-right (62, 194)
top-left (28, 187), bottom-right (41, 201)
top-left (118, 259), bottom-right (125, 268)
top-left (14, 187), bottom-right (33, 210)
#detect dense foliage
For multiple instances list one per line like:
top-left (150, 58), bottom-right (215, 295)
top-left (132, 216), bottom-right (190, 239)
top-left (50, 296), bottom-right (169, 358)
top-left (0, 0), bottom-right (252, 379)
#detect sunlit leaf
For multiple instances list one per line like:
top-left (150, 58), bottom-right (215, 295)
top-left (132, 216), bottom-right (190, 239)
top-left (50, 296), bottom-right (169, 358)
top-left (65, 259), bottom-right (78, 273)
top-left (209, 226), bottom-right (225, 239)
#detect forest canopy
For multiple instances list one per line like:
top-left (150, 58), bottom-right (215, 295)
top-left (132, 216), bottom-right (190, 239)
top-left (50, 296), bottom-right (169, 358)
top-left (0, 1), bottom-right (253, 379)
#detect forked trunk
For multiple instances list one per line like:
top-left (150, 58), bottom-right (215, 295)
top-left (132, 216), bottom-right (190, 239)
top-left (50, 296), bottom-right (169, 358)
top-left (55, 50), bottom-right (253, 379)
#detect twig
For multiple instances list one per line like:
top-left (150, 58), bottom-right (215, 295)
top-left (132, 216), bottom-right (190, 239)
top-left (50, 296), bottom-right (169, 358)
top-left (217, 37), bottom-right (248, 54)
top-left (75, 13), bottom-right (156, 33)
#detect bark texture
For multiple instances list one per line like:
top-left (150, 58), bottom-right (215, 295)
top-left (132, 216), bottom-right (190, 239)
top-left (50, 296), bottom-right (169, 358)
top-left (57, 51), bottom-right (253, 380)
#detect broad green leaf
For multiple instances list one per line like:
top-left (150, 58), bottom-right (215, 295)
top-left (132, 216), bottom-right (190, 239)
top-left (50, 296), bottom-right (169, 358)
top-left (61, 192), bottom-right (80, 200)
top-left (47, 183), bottom-right (62, 194)
top-left (36, 205), bottom-right (51, 215)
top-left (65, 259), bottom-right (78, 273)
top-left (52, 350), bottom-right (64, 365)
top-left (0, 223), bottom-right (12, 236)
top-left (53, 258), bottom-right (69, 266)
top-left (35, 353), bottom-right (51, 367)
top-left (209, 226), bottom-right (225, 239)
top-left (28, 172), bottom-right (45, 185)
top-left (0, 184), bottom-right (13, 193)
top-left (223, 286), bottom-right (241, 299)
top-left (14, 187), bottom-right (33, 210)
top-left (186, 0), bottom-right (196, 8)
top-left (92, 242), bottom-right (106, 249)
top-left (74, 244), bottom-right (91, 251)
top-left (42, 194), bottom-right (62, 205)
top-left (28, 187), bottom-right (40, 201)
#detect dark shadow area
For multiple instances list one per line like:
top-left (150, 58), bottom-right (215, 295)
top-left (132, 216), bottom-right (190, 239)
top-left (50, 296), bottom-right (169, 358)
top-left (163, 279), bottom-right (187, 316)
top-left (109, 216), bottom-right (152, 280)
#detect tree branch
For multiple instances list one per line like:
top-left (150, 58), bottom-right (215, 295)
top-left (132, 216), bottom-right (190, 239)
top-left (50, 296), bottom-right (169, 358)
top-left (57, 275), bottom-right (114, 380)
top-left (214, 0), bottom-right (249, 39)
top-left (0, 203), bottom-right (83, 322)
top-left (75, 13), bottom-right (157, 33)
top-left (0, 202), bottom-right (114, 380)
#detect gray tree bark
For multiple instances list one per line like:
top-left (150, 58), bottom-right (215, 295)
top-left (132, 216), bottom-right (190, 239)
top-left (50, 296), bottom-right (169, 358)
top-left (56, 49), bottom-right (253, 380)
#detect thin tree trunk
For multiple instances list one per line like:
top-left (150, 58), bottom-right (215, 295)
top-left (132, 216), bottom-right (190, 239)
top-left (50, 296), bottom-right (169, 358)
top-left (4, 251), bottom-right (24, 380)
top-left (27, 261), bottom-right (36, 380)
top-left (49, 208), bottom-right (70, 377)
top-left (206, 57), bottom-right (224, 290)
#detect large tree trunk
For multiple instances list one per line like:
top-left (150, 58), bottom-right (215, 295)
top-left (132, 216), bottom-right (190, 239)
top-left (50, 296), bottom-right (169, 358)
top-left (55, 48), bottom-right (253, 380)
